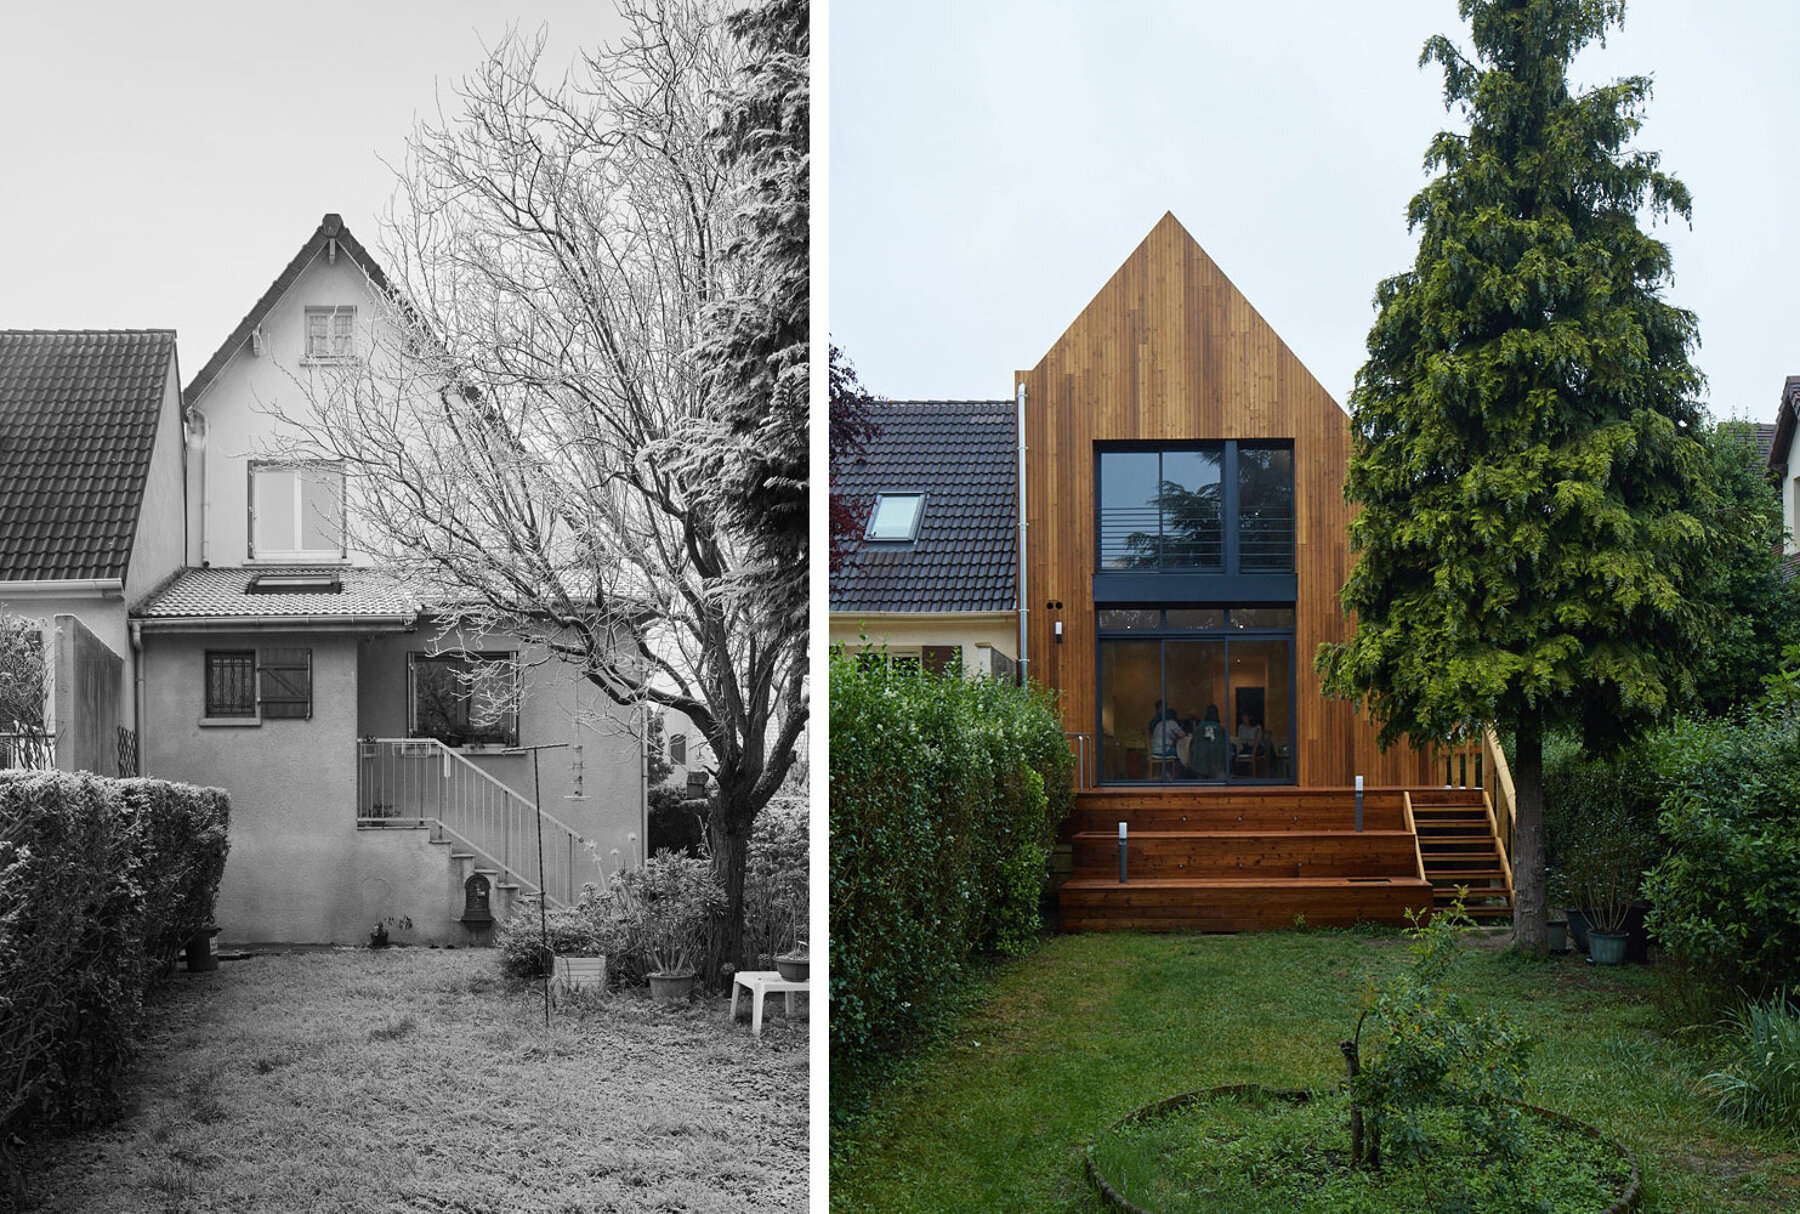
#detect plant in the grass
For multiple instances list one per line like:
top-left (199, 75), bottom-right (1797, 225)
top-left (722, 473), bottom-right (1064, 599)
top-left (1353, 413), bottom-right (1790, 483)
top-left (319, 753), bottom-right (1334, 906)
top-left (1703, 990), bottom-right (1800, 1134)
top-left (1561, 799), bottom-right (1650, 937)
top-left (1342, 903), bottom-right (1534, 1174)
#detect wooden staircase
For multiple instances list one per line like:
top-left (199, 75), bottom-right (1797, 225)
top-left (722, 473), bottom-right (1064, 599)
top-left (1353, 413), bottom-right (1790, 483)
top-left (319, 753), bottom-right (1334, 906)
top-left (1410, 787), bottom-right (1514, 922)
top-left (1058, 788), bottom-right (1437, 932)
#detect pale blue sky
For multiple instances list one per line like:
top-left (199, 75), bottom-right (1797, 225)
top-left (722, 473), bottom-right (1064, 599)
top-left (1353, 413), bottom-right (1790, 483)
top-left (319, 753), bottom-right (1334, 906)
top-left (0, 1), bottom-right (626, 377)
top-left (830, 0), bottom-right (1800, 424)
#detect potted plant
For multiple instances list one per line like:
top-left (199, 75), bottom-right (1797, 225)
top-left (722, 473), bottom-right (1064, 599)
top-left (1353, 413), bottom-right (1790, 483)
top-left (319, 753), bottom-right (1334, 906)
top-left (647, 942), bottom-right (698, 1004)
top-left (1565, 805), bottom-right (1648, 966)
top-left (774, 937), bottom-right (809, 982)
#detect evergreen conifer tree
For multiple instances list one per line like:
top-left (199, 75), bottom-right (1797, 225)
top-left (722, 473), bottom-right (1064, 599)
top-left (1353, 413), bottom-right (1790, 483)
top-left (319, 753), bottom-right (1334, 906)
top-left (1318, 0), bottom-right (1713, 952)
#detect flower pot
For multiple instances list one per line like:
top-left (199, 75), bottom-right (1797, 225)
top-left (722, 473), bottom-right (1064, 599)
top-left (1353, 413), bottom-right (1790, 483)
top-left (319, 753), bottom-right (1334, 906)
top-left (648, 970), bottom-right (698, 1005)
top-left (1566, 908), bottom-right (1591, 955)
top-left (553, 955), bottom-right (607, 993)
top-left (774, 950), bottom-right (809, 982)
top-left (1589, 931), bottom-right (1629, 966)
top-left (1547, 918), bottom-right (1568, 954)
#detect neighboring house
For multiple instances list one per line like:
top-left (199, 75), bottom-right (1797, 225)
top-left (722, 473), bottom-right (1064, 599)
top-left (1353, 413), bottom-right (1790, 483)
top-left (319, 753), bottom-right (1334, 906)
top-left (133, 214), bottom-right (644, 947)
top-left (1768, 376), bottom-right (1800, 565)
top-left (829, 400), bottom-right (1019, 679)
top-left (0, 330), bottom-right (187, 774)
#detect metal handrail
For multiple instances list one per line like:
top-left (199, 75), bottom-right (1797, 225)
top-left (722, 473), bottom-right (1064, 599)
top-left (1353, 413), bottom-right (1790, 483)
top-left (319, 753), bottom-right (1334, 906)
top-left (1064, 731), bottom-right (1094, 791)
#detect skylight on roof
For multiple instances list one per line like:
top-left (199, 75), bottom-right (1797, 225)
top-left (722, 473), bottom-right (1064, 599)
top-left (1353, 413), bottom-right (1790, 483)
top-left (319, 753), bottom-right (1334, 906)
top-left (867, 493), bottom-right (924, 542)
top-left (247, 572), bottom-right (342, 595)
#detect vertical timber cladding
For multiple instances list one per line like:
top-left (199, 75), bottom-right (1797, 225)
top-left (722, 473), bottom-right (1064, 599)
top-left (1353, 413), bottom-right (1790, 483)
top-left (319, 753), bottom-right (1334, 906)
top-left (1018, 213), bottom-right (1439, 787)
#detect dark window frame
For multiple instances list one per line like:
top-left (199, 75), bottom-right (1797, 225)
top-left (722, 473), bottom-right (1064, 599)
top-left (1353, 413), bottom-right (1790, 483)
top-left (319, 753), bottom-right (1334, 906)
top-left (204, 650), bottom-right (258, 719)
top-left (1095, 440), bottom-right (1294, 576)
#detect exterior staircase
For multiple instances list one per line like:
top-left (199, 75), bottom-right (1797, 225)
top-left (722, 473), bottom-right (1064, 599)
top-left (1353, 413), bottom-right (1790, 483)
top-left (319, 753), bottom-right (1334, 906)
top-left (1410, 787), bottom-right (1514, 922)
top-left (357, 738), bottom-right (605, 921)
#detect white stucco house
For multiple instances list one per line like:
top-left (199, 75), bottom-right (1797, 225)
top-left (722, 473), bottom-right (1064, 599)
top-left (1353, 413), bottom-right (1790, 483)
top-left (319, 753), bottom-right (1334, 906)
top-left (130, 214), bottom-right (647, 946)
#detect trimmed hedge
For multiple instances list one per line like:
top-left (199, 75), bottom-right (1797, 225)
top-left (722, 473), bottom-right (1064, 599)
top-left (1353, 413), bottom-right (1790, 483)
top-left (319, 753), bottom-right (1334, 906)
top-left (0, 771), bottom-right (229, 1142)
top-left (829, 651), bottom-right (1073, 1117)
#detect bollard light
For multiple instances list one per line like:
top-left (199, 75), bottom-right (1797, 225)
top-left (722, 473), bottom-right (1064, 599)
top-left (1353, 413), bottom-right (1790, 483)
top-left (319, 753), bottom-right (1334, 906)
top-left (1118, 820), bottom-right (1128, 884)
top-left (1354, 775), bottom-right (1364, 833)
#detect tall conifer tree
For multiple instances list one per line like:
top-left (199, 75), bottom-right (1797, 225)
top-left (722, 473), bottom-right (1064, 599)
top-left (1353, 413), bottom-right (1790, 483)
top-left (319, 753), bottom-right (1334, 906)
top-left (1318, 0), bottom-right (1712, 952)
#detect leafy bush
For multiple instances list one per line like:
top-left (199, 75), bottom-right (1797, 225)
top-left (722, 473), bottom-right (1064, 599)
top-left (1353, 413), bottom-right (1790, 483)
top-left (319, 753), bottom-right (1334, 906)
top-left (1346, 905), bottom-right (1534, 1174)
top-left (1640, 702), bottom-right (1800, 1000)
top-left (829, 650), bottom-right (1072, 1117)
top-left (1540, 728), bottom-right (1663, 912)
top-left (1703, 990), bottom-right (1800, 1133)
top-left (494, 851), bottom-right (724, 985)
top-left (647, 785), bottom-right (706, 857)
top-left (0, 771), bottom-right (229, 1144)
top-left (740, 793), bottom-right (807, 965)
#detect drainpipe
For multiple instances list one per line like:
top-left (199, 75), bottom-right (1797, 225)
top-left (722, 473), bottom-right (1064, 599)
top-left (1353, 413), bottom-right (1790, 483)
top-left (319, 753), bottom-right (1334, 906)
top-left (129, 620), bottom-right (147, 775)
top-left (1016, 381), bottom-right (1029, 687)
top-left (185, 408), bottom-right (210, 566)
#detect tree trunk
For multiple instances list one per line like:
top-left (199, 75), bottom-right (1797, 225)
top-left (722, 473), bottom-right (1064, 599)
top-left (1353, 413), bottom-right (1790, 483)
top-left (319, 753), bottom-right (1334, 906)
top-left (704, 782), bottom-right (753, 988)
top-left (1511, 708), bottom-right (1548, 954)
top-left (1340, 1040), bottom-right (1366, 1169)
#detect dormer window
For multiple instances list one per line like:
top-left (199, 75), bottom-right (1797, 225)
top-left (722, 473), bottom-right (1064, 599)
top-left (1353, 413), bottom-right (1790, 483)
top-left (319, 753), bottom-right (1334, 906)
top-left (866, 493), bottom-right (925, 542)
top-left (304, 306), bottom-right (356, 362)
top-left (250, 461), bottom-right (345, 560)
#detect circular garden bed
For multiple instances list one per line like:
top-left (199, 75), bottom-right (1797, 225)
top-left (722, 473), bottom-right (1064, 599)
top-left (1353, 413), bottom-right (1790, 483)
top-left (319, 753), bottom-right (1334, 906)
top-left (1086, 1085), bottom-right (1640, 1214)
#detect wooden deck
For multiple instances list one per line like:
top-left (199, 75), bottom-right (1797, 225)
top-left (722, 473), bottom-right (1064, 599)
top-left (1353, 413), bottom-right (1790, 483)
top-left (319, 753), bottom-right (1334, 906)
top-left (1058, 785), bottom-right (1509, 932)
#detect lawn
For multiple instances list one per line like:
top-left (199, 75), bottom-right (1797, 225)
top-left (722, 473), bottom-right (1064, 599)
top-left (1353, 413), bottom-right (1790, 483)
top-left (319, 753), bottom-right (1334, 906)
top-left (13, 949), bottom-right (807, 1213)
top-left (830, 930), bottom-right (1800, 1212)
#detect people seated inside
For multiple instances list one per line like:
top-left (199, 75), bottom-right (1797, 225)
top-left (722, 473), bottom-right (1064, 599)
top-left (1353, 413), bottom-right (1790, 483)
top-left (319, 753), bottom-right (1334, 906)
top-left (1187, 704), bottom-right (1229, 779)
top-left (1147, 700), bottom-right (1187, 779)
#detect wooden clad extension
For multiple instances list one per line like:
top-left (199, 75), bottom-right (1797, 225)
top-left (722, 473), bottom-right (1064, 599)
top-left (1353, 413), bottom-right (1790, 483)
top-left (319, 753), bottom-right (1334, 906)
top-left (1016, 212), bottom-right (1442, 788)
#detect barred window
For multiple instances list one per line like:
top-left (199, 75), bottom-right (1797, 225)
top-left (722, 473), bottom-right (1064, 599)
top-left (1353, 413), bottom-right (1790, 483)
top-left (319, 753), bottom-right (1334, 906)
top-left (205, 652), bottom-right (257, 718)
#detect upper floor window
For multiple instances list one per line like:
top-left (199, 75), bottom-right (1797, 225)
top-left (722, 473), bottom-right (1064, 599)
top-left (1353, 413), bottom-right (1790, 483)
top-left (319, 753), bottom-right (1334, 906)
top-left (866, 493), bottom-right (925, 542)
top-left (304, 305), bottom-right (356, 362)
top-left (1097, 442), bottom-right (1292, 574)
top-left (250, 461), bottom-right (345, 560)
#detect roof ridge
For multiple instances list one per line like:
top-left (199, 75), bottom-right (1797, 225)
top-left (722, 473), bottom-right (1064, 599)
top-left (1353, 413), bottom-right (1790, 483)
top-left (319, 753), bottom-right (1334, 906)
top-left (0, 328), bottom-right (177, 337)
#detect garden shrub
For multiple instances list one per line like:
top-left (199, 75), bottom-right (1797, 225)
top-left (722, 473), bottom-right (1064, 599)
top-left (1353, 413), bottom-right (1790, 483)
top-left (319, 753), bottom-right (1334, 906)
top-left (739, 793), bottom-right (807, 967)
top-left (0, 771), bottom-right (229, 1145)
top-left (494, 849), bottom-right (729, 985)
top-left (1539, 728), bottom-right (1663, 908)
top-left (829, 650), bottom-right (1072, 1118)
top-left (1703, 990), bottom-right (1800, 1134)
top-left (1637, 692), bottom-right (1800, 1001)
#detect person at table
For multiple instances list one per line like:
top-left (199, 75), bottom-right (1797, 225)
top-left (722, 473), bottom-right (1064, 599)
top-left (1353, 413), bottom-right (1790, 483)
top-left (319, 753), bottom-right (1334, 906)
top-left (1188, 705), bottom-right (1227, 778)
top-left (1147, 701), bottom-right (1187, 776)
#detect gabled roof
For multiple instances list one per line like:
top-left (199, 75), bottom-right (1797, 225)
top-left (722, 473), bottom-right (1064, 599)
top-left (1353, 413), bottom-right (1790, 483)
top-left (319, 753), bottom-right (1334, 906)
top-left (135, 566), bottom-right (418, 626)
top-left (1768, 376), bottom-right (1800, 474)
top-left (185, 213), bottom-right (392, 405)
top-left (830, 400), bottom-right (1017, 614)
top-left (0, 330), bottom-right (177, 582)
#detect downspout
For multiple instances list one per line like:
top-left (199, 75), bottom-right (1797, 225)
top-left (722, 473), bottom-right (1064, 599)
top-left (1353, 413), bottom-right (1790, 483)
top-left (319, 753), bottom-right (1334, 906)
top-left (185, 407), bottom-right (210, 567)
top-left (1016, 381), bottom-right (1029, 687)
top-left (129, 620), bottom-right (147, 776)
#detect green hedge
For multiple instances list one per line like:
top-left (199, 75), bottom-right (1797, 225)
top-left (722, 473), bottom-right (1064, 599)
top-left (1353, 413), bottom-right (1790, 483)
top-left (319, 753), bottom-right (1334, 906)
top-left (0, 771), bottom-right (229, 1141)
top-left (829, 652), bottom-right (1073, 1117)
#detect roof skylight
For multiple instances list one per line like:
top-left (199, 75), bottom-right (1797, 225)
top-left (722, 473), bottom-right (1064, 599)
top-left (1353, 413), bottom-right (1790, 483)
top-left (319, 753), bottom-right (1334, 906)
top-left (866, 493), bottom-right (925, 542)
top-left (247, 572), bottom-right (342, 595)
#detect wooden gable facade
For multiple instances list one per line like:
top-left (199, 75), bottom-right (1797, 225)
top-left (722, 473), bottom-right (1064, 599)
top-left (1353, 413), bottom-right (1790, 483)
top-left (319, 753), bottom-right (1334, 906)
top-left (1017, 213), bottom-right (1441, 790)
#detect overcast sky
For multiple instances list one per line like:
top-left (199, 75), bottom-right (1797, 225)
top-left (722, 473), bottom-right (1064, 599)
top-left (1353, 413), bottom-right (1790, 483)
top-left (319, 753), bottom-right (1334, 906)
top-left (0, 1), bottom-right (625, 380)
top-left (829, 0), bottom-right (1800, 425)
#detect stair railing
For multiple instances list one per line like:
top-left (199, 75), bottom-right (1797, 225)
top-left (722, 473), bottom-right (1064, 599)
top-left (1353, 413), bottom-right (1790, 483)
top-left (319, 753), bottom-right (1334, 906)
top-left (1401, 790), bottom-right (1426, 883)
top-left (356, 738), bottom-right (603, 907)
top-left (1064, 732), bottom-right (1095, 791)
top-left (1480, 725), bottom-right (1517, 865)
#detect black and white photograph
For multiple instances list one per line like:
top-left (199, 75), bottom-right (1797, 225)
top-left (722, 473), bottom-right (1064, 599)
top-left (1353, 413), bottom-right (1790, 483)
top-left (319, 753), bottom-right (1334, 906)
top-left (0, 1), bottom-right (807, 1210)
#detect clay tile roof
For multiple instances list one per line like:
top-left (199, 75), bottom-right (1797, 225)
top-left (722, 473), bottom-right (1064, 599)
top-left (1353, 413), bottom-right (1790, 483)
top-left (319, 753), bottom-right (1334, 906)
top-left (135, 566), bottom-right (419, 622)
top-left (185, 212), bottom-right (393, 405)
top-left (0, 329), bottom-right (177, 582)
top-left (830, 400), bottom-right (1017, 614)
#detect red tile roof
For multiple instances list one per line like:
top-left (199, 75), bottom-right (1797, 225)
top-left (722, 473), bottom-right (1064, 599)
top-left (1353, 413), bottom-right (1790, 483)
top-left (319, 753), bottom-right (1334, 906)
top-left (0, 329), bottom-right (177, 582)
top-left (184, 213), bottom-right (393, 405)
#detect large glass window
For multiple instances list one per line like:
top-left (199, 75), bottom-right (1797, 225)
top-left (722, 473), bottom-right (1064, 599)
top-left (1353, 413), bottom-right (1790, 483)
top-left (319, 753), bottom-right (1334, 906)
top-left (1098, 609), bottom-right (1294, 783)
top-left (250, 462), bottom-right (345, 559)
top-left (1098, 448), bottom-right (1221, 569)
top-left (1097, 442), bottom-right (1292, 574)
top-left (409, 652), bottom-right (519, 748)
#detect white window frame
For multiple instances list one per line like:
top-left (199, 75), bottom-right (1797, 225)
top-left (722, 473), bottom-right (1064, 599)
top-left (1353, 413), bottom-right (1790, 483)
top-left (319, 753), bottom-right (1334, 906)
top-left (407, 651), bottom-right (521, 750)
top-left (303, 305), bottom-right (357, 363)
top-left (248, 460), bottom-right (347, 561)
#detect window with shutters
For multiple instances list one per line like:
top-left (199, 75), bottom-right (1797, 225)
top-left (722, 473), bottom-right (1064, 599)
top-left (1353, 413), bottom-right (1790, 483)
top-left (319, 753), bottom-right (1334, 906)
top-left (303, 305), bottom-right (356, 362)
top-left (202, 648), bottom-right (311, 723)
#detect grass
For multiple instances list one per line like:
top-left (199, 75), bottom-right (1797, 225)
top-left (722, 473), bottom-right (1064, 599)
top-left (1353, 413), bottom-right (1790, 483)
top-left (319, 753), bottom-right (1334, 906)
top-left (13, 949), bottom-right (807, 1213)
top-left (830, 930), bottom-right (1800, 1212)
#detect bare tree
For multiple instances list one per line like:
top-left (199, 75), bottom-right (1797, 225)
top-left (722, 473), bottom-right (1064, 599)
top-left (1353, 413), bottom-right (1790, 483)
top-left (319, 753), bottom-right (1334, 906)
top-left (283, 1), bottom-right (804, 979)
